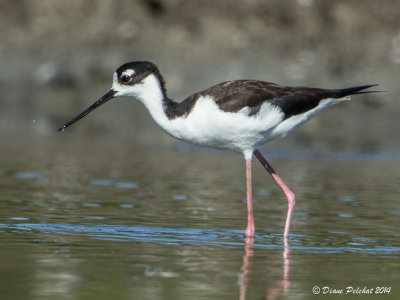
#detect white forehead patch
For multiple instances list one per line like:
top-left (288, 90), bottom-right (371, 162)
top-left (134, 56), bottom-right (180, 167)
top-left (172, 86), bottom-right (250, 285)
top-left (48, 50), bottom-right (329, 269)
top-left (122, 69), bottom-right (135, 77)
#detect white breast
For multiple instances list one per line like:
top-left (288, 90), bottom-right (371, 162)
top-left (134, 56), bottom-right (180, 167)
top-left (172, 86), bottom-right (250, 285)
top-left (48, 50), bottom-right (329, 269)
top-left (160, 96), bottom-right (285, 154)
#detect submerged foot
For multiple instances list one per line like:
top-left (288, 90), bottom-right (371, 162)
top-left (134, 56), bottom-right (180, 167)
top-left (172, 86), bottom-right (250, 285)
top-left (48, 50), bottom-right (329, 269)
top-left (244, 225), bottom-right (255, 238)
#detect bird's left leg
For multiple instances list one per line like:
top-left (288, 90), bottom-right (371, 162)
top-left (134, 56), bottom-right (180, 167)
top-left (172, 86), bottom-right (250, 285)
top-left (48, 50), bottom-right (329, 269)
top-left (253, 149), bottom-right (295, 239)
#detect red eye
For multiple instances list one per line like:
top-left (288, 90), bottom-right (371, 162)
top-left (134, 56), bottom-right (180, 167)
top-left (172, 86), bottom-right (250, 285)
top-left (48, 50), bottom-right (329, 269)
top-left (121, 75), bottom-right (131, 83)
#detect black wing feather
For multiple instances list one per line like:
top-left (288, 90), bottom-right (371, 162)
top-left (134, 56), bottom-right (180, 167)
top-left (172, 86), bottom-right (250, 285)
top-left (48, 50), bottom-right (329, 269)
top-left (166, 81), bottom-right (377, 120)
top-left (191, 81), bottom-right (377, 119)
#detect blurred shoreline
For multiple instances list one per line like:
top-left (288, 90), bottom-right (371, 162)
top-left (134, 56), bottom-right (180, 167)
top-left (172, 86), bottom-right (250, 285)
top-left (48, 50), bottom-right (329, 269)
top-left (0, 0), bottom-right (399, 154)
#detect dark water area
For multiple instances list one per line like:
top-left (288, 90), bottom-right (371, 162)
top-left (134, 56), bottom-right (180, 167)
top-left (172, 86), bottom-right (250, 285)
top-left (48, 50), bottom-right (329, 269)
top-left (1, 137), bottom-right (399, 299)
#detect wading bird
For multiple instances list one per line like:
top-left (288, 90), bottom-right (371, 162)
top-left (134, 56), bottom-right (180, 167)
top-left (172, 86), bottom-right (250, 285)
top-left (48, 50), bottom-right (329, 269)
top-left (59, 61), bottom-right (376, 239)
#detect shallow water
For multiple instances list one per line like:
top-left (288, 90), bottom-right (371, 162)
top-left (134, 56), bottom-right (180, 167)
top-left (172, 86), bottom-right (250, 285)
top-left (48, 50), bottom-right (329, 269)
top-left (1, 142), bottom-right (399, 299)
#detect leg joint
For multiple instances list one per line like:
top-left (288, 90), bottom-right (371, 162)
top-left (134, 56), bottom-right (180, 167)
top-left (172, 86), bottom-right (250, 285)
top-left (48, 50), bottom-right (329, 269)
top-left (286, 190), bottom-right (295, 207)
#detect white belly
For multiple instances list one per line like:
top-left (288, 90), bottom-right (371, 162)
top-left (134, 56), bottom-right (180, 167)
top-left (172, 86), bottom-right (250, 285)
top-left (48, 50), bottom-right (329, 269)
top-left (160, 96), bottom-right (285, 153)
top-left (148, 95), bottom-right (348, 157)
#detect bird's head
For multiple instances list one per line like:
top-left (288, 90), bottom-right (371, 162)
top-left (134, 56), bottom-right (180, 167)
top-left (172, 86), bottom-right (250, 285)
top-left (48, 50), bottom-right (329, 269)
top-left (58, 61), bottom-right (166, 132)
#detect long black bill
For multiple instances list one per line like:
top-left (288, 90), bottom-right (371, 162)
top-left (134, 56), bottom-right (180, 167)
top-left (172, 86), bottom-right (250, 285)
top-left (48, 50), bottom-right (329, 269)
top-left (58, 89), bottom-right (117, 132)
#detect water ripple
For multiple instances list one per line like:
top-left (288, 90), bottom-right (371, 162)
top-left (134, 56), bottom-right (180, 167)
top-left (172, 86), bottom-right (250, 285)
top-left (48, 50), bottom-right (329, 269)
top-left (1, 223), bottom-right (399, 255)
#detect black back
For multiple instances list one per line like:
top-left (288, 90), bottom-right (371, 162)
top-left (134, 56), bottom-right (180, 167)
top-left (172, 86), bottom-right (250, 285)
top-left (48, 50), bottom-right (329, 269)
top-left (171, 80), bottom-right (376, 120)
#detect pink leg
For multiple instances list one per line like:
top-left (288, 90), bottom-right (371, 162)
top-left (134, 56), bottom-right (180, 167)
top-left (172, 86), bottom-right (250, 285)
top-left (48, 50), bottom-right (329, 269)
top-left (254, 149), bottom-right (295, 239)
top-left (244, 158), bottom-right (255, 237)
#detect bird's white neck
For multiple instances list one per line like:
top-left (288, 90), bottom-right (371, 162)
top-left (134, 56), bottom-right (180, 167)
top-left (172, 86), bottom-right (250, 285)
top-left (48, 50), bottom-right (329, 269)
top-left (126, 74), bottom-right (172, 130)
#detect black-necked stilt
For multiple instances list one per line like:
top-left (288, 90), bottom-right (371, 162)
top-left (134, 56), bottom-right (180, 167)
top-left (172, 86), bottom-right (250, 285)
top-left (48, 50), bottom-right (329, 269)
top-left (59, 61), bottom-right (377, 239)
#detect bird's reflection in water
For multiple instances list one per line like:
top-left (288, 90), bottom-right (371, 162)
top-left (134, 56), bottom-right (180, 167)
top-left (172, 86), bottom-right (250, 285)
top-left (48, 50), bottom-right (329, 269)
top-left (238, 236), bottom-right (254, 300)
top-left (238, 237), bottom-right (291, 300)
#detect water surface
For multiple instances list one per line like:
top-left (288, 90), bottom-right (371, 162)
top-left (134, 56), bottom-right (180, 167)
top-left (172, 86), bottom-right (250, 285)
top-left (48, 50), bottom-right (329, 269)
top-left (1, 142), bottom-right (399, 299)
